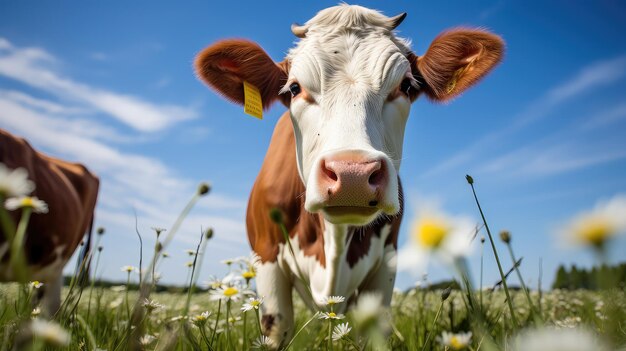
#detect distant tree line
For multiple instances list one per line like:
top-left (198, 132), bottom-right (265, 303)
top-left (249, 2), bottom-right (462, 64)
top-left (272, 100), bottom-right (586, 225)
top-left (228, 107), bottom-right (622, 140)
top-left (552, 263), bottom-right (626, 290)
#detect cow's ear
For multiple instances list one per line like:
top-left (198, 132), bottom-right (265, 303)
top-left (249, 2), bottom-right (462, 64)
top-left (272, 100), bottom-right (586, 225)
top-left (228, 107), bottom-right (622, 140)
top-left (415, 28), bottom-right (504, 102)
top-left (194, 39), bottom-right (290, 109)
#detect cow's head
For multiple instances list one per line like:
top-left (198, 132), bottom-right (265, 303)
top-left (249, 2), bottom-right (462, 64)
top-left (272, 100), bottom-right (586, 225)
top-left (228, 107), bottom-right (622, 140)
top-left (195, 5), bottom-right (503, 226)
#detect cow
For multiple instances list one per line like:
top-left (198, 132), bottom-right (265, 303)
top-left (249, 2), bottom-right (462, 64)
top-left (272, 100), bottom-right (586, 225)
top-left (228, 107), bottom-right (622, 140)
top-left (0, 129), bottom-right (99, 314)
top-left (195, 4), bottom-right (503, 342)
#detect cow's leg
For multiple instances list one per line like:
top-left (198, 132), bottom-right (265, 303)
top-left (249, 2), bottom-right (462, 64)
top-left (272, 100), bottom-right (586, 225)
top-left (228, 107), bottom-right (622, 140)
top-left (257, 261), bottom-right (294, 347)
top-left (41, 274), bottom-right (63, 316)
top-left (359, 245), bottom-right (397, 306)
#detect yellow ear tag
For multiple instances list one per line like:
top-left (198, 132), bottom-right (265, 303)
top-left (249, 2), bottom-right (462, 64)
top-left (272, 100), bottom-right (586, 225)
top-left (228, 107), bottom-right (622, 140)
top-left (243, 81), bottom-right (263, 119)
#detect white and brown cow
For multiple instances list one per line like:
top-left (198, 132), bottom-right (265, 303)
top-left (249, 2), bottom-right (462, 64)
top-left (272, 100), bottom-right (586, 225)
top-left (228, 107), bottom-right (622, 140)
top-left (0, 129), bottom-right (99, 313)
top-left (195, 5), bottom-right (503, 341)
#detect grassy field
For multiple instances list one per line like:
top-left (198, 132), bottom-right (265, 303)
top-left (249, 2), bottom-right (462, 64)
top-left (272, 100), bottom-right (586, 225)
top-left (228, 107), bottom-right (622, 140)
top-left (2, 178), bottom-right (625, 350)
top-left (0, 282), bottom-right (624, 350)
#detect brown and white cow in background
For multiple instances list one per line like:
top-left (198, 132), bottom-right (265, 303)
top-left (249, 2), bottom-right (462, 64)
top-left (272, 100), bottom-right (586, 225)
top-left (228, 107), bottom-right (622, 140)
top-left (195, 4), bottom-right (503, 342)
top-left (0, 129), bottom-right (99, 313)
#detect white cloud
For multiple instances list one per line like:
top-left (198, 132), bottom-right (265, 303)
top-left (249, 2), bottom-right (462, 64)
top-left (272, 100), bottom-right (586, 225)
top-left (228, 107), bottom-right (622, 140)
top-left (0, 37), bottom-right (197, 132)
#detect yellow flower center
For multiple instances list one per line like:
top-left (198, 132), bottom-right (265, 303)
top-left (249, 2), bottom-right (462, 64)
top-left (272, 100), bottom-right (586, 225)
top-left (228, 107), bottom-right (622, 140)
top-left (223, 287), bottom-right (238, 297)
top-left (415, 219), bottom-right (449, 248)
top-left (328, 312), bottom-right (336, 318)
top-left (450, 336), bottom-right (465, 349)
top-left (242, 271), bottom-right (256, 279)
top-left (576, 218), bottom-right (614, 247)
top-left (251, 300), bottom-right (261, 307)
top-left (20, 197), bottom-right (34, 208)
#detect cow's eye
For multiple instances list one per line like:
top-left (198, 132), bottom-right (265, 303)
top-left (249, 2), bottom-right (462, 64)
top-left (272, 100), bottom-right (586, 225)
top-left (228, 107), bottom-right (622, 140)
top-left (289, 82), bottom-right (301, 97)
top-left (400, 78), bottom-right (413, 96)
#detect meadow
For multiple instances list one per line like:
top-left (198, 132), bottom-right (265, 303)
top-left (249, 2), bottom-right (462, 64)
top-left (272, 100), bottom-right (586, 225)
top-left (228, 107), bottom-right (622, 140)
top-left (1, 172), bottom-right (625, 350)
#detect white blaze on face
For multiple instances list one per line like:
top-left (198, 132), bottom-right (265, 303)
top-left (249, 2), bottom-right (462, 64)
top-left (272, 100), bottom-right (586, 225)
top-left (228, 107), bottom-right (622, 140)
top-left (282, 5), bottom-right (415, 222)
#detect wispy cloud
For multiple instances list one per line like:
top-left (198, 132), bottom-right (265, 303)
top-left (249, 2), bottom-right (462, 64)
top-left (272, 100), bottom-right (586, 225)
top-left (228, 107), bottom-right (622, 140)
top-left (0, 37), bottom-right (197, 132)
top-left (423, 54), bottom-right (626, 178)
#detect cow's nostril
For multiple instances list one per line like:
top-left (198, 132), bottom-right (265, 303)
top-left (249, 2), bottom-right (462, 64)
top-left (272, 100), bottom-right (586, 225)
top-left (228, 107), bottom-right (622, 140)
top-left (368, 168), bottom-right (384, 187)
top-left (322, 161), bottom-right (338, 182)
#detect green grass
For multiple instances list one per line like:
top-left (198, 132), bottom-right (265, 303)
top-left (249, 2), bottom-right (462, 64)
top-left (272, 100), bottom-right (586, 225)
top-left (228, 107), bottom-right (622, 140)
top-left (0, 284), bottom-right (624, 350)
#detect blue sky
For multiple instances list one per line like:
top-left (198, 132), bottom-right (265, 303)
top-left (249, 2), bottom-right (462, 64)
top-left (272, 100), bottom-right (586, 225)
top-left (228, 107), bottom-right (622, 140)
top-left (1, 1), bottom-right (625, 290)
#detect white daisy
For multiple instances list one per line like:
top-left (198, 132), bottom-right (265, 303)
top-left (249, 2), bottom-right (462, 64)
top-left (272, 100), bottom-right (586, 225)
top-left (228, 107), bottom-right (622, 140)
top-left (319, 295), bottom-right (346, 306)
top-left (121, 265), bottom-right (137, 273)
top-left (352, 292), bottom-right (383, 325)
top-left (142, 299), bottom-right (163, 313)
top-left (512, 327), bottom-right (608, 351)
top-left (252, 335), bottom-right (276, 350)
top-left (438, 331), bottom-right (472, 350)
top-left (332, 322), bottom-right (352, 341)
top-left (319, 312), bottom-right (345, 320)
top-left (139, 334), bottom-right (156, 346)
top-left (0, 163), bottom-right (34, 197)
top-left (241, 297), bottom-right (264, 312)
top-left (194, 311), bottom-right (211, 323)
top-left (209, 286), bottom-right (243, 301)
top-left (30, 281), bottom-right (43, 289)
top-left (5, 196), bottom-right (48, 213)
top-left (559, 194), bottom-right (626, 248)
top-left (30, 318), bottom-right (70, 346)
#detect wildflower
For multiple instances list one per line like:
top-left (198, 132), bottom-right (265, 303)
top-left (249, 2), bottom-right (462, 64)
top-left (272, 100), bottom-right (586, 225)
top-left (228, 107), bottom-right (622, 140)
top-left (560, 194), bottom-right (626, 248)
top-left (221, 258), bottom-right (235, 266)
top-left (30, 318), bottom-right (70, 346)
top-left (30, 281), bottom-right (43, 289)
top-left (438, 331), bottom-right (472, 350)
top-left (139, 334), bottom-right (156, 345)
top-left (142, 299), bottom-right (163, 313)
top-left (332, 322), bottom-right (352, 341)
top-left (5, 196), bottom-right (48, 213)
top-left (319, 312), bottom-right (345, 320)
top-left (252, 335), bottom-right (276, 350)
top-left (319, 295), bottom-right (346, 306)
top-left (0, 163), bottom-right (34, 197)
top-left (241, 297), bottom-right (264, 312)
top-left (209, 286), bottom-right (242, 301)
top-left (499, 230), bottom-right (511, 244)
top-left (185, 249), bottom-right (196, 256)
top-left (151, 227), bottom-right (166, 237)
top-left (205, 276), bottom-right (223, 289)
top-left (121, 265), bottom-right (136, 273)
top-left (512, 327), bottom-right (608, 351)
top-left (352, 292), bottom-right (383, 326)
top-left (193, 311), bottom-right (211, 324)
top-left (414, 217), bottom-right (450, 249)
top-left (204, 228), bottom-right (214, 239)
top-left (242, 269), bottom-right (256, 280)
top-left (161, 252), bottom-right (170, 258)
top-left (97, 227), bottom-right (105, 235)
top-left (109, 297), bottom-right (123, 309)
top-left (185, 261), bottom-right (194, 268)
top-left (31, 307), bottom-right (41, 318)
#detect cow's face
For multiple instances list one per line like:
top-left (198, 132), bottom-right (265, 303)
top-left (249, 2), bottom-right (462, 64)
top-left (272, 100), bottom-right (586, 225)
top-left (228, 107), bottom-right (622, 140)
top-left (195, 5), bottom-right (503, 226)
